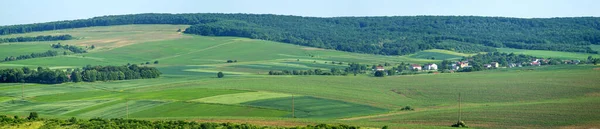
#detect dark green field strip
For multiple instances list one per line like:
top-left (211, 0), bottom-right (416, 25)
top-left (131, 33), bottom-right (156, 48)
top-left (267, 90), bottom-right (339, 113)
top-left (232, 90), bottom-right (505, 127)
top-left (129, 101), bottom-right (288, 118)
top-left (158, 65), bottom-right (216, 76)
top-left (242, 96), bottom-right (387, 118)
top-left (32, 91), bottom-right (116, 102)
top-left (126, 88), bottom-right (248, 101)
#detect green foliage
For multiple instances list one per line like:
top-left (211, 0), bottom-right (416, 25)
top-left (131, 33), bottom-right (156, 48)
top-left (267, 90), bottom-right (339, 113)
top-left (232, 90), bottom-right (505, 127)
top-left (451, 121), bottom-right (468, 128)
top-left (0, 35), bottom-right (72, 43)
top-left (1, 13), bottom-right (599, 56)
top-left (374, 70), bottom-right (385, 77)
top-left (217, 71), bottom-right (224, 78)
top-left (51, 43), bottom-right (87, 53)
top-left (0, 65), bottom-right (161, 84)
top-left (3, 50), bottom-right (58, 62)
top-left (26, 112), bottom-right (38, 120)
top-left (400, 106), bottom-right (414, 111)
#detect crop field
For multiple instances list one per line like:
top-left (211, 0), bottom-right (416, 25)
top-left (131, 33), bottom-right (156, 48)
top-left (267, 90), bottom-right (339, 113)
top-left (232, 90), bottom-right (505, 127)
top-left (0, 25), bottom-right (599, 128)
top-left (243, 96), bottom-right (387, 118)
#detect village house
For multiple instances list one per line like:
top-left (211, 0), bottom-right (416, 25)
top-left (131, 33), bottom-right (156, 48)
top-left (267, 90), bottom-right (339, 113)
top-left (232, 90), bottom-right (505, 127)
top-left (531, 61), bottom-right (541, 66)
top-left (484, 64), bottom-right (492, 68)
top-left (508, 63), bottom-right (517, 68)
top-left (457, 61), bottom-right (469, 68)
top-left (410, 64), bottom-right (422, 71)
top-left (451, 64), bottom-right (460, 70)
top-left (424, 63), bottom-right (438, 70)
top-left (490, 62), bottom-right (499, 68)
top-left (376, 66), bottom-right (385, 71)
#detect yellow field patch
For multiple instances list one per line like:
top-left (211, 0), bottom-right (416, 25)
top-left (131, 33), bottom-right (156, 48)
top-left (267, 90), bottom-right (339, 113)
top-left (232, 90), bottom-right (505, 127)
top-left (191, 91), bottom-right (293, 104)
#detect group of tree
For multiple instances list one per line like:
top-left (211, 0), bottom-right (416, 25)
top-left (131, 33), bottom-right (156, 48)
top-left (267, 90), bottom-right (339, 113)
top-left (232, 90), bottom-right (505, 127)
top-left (226, 60), bottom-right (237, 63)
top-left (0, 35), bottom-right (72, 43)
top-left (588, 56), bottom-right (600, 65)
top-left (51, 43), bottom-right (87, 53)
top-left (0, 64), bottom-right (161, 84)
top-left (3, 50), bottom-right (58, 62)
top-left (1, 13), bottom-right (599, 55)
top-left (0, 114), bottom-right (363, 129)
top-left (269, 68), bottom-right (348, 76)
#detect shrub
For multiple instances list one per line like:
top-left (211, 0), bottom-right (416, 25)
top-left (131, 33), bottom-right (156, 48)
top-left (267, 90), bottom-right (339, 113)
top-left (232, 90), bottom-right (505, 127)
top-left (401, 106), bottom-right (414, 111)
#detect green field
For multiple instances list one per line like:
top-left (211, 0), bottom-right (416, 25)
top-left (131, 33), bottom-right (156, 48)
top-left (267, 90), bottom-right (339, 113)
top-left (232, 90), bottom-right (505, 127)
top-left (1, 25), bottom-right (599, 128)
top-left (408, 49), bottom-right (474, 60)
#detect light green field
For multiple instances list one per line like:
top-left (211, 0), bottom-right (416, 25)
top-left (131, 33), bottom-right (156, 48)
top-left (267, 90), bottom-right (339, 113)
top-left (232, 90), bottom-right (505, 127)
top-left (409, 49), bottom-right (474, 60)
top-left (0, 25), bottom-right (599, 128)
top-left (498, 48), bottom-right (599, 60)
top-left (193, 91), bottom-right (293, 104)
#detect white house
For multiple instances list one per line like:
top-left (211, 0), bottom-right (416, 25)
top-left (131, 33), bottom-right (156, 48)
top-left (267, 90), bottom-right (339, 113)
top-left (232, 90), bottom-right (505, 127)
top-left (376, 66), bottom-right (385, 71)
top-left (424, 64), bottom-right (438, 70)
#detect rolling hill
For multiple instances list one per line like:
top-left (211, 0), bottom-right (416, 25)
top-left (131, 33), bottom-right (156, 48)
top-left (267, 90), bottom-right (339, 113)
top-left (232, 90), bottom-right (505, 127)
top-left (0, 23), bottom-right (599, 129)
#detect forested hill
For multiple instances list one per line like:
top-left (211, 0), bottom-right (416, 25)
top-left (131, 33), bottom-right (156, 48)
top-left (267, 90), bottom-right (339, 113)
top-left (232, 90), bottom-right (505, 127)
top-left (2, 13), bottom-right (600, 55)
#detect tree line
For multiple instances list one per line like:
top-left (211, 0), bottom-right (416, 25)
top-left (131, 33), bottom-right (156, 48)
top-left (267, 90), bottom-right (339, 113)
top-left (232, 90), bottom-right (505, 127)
top-left (0, 114), bottom-right (363, 129)
top-left (1, 13), bottom-right (599, 55)
top-left (0, 64), bottom-right (161, 84)
top-left (3, 50), bottom-right (58, 62)
top-left (0, 35), bottom-right (72, 43)
top-left (51, 43), bottom-right (87, 53)
top-left (268, 68), bottom-right (348, 76)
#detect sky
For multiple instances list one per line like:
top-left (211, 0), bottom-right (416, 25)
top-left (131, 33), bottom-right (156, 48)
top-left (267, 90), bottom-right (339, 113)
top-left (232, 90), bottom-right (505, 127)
top-left (1, 0), bottom-right (598, 26)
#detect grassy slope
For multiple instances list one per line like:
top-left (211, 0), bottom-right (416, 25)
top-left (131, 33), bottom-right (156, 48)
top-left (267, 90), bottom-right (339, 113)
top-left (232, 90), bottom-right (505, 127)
top-left (408, 49), bottom-right (474, 60)
top-left (0, 25), bottom-right (599, 128)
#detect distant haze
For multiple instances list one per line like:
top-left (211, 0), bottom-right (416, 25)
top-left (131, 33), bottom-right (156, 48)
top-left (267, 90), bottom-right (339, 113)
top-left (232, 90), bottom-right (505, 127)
top-left (1, 0), bottom-right (598, 26)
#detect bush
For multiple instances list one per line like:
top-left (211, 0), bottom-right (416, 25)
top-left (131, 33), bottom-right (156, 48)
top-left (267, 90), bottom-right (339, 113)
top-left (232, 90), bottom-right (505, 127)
top-left (451, 121), bottom-right (468, 128)
top-left (217, 72), bottom-right (224, 78)
top-left (27, 112), bottom-right (38, 120)
top-left (401, 106), bottom-right (414, 111)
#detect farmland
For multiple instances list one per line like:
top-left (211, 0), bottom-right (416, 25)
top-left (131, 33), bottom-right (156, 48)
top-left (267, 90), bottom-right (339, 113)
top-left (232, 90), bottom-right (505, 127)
top-left (0, 25), bottom-right (599, 128)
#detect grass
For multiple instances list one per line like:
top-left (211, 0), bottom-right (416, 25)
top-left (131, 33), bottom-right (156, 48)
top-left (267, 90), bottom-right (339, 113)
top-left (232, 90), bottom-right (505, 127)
top-left (1, 25), bottom-right (599, 128)
top-left (243, 96), bottom-right (387, 118)
top-left (497, 48), bottom-right (599, 60)
top-left (409, 49), bottom-right (473, 60)
top-left (192, 91), bottom-right (293, 104)
top-left (129, 101), bottom-right (289, 118)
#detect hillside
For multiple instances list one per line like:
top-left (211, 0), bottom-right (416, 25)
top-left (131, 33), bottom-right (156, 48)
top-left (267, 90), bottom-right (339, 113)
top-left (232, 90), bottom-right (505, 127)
top-left (0, 25), bottom-right (599, 128)
top-left (2, 13), bottom-right (600, 56)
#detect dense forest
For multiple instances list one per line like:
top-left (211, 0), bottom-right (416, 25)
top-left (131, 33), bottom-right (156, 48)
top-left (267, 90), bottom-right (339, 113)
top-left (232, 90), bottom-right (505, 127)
top-left (0, 65), bottom-right (161, 84)
top-left (0, 35), bottom-right (72, 43)
top-left (1, 13), bottom-right (599, 55)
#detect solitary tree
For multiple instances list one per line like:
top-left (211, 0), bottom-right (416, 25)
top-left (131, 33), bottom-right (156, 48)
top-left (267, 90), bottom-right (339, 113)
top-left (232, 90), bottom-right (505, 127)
top-left (154, 60), bottom-right (159, 64)
top-left (90, 45), bottom-right (95, 49)
top-left (217, 72), bottom-right (224, 78)
top-left (27, 112), bottom-right (38, 120)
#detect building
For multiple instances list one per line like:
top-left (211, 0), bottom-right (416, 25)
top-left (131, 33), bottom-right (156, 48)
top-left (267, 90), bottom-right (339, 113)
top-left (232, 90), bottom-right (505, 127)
top-left (457, 61), bottom-right (469, 68)
top-left (508, 63), bottom-right (517, 68)
top-left (376, 66), bottom-right (385, 71)
top-left (410, 64), bottom-right (422, 71)
top-left (531, 61), bottom-right (541, 66)
top-left (424, 64), bottom-right (438, 70)
top-left (451, 64), bottom-right (460, 70)
top-left (484, 64), bottom-right (492, 68)
top-left (490, 62), bottom-right (499, 68)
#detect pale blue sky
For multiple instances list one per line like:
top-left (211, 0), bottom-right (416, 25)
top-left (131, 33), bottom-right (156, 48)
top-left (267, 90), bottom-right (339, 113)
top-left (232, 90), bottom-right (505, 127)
top-left (1, 0), bottom-right (598, 25)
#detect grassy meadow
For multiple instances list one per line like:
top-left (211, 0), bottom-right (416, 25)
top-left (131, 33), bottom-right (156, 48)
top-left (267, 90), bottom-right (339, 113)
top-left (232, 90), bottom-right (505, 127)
top-left (0, 25), bottom-right (599, 128)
